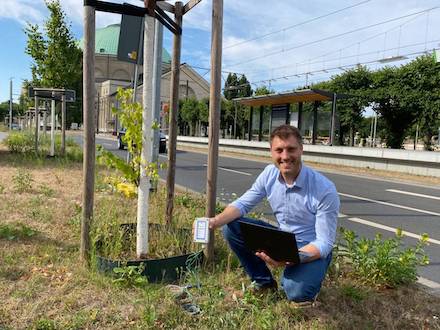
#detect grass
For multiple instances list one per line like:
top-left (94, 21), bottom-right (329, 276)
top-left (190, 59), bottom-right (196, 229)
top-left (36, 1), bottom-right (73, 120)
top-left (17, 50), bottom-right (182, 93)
top-left (0, 143), bottom-right (440, 329)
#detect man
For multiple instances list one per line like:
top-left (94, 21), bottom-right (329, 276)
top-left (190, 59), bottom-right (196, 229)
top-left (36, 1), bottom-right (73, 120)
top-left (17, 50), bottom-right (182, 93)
top-left (209, 124), bottom-right (339, 303)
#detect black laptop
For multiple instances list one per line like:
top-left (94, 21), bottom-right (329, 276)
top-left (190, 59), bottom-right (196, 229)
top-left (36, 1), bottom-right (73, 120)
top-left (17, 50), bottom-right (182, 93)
top-left (239, 221), bottom-right (300, 264)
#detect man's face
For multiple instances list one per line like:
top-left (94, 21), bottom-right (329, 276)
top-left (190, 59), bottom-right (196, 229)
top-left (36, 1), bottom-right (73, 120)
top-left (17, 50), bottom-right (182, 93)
top-left (270, 135), bottom-right (303, 181)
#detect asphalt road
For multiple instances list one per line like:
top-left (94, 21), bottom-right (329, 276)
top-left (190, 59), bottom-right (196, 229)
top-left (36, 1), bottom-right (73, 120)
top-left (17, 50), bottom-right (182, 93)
top-left (84, 134), bottom-right (440, 292)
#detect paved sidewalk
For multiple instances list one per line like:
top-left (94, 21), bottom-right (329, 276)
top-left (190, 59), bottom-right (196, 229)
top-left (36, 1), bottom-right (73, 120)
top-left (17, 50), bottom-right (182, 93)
top-left (0, 132), bottom-right (8, 143)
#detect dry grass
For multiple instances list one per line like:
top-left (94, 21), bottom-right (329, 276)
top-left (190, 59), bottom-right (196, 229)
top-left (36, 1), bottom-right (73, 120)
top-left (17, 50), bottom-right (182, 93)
top-left (1, 144), bottom-right (440, 329)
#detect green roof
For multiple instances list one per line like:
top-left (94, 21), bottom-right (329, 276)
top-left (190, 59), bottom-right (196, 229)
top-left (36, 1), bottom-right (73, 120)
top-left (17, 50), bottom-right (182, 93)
top-left (79, 24), bottom-right (171, 63)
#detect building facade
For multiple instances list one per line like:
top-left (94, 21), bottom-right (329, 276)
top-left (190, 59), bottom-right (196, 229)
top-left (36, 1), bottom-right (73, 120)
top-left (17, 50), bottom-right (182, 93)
top-left (80, 24), bottom-right (210, 133)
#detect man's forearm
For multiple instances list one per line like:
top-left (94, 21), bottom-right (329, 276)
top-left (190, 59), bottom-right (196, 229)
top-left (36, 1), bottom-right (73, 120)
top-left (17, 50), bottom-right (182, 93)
top-left (298, 243), bottom-right (321, 263)
top-left (209, 205), bottom-right (241, 229)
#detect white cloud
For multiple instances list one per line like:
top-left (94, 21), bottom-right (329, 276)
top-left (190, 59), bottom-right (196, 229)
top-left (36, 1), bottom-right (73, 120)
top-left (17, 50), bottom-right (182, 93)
top-left (3, 0), bottom-right (439, 93)
top-left (0, 0), bottom-right (45, 25)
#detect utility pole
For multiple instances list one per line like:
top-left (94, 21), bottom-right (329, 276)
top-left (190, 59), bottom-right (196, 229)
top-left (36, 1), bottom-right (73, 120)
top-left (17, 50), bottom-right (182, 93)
top-left (137, 9), bottom-right (155, 259)
top-left (151, 19), bottom-right (164, 190)
top-left (81, 3), bottom-right (96, 263)
top-left (34, 95), bottom-right (39, 153)
top-left (372, 112), bottom-right (377, 148)
top-left (414, 123), bottom-right (419, 150)
top-left (43, 101), bottom-right (47, 136)
top-left (165, 1), bottom-right (183, 224)
top-left (330, 93), bottom-right (337, 146)
top-left (61, 94), bottom-right (66, 156)
top-left (50, 99), bottom-right (56, 157)
top-left (9, 78), bottom-right (13, 130)
top-left (438, 127), bottom-right (440, 147)
top-left (205, 0), bottom-right (223, 261)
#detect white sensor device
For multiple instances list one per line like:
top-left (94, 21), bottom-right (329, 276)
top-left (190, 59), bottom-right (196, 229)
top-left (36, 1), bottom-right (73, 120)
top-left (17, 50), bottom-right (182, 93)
top-left (193, 217), bottom-right (210, 244)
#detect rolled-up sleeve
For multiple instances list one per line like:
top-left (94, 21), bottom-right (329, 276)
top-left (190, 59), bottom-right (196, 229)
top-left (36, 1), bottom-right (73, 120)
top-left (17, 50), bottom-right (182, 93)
top-left (309, 186), bottom-right (340, 258)
top-left (230, 169), bottom-right (268, 216)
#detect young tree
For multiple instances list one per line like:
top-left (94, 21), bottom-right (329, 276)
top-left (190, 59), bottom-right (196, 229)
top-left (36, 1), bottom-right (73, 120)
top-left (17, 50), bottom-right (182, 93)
top-left (24, 0), bottom-right (82, 125)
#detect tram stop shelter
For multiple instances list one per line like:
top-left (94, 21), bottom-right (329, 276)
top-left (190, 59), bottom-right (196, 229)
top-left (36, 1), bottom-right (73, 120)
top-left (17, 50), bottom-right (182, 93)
top-left (28, 87), bottom-right (76, 155)
top-left (234, 88), bottom-right (348, 146)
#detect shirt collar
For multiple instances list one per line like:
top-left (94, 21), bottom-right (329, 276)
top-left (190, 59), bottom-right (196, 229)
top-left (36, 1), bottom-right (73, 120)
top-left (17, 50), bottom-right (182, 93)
top-left (277, 163), bottom-right (306, 189)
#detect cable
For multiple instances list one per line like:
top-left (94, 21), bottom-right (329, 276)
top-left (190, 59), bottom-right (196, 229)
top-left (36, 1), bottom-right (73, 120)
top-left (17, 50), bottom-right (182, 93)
top-left (225, 6), bottom-right (439, 69)
top-left (223, 0), bottom-right (372, 50)
top-left (226, 48), bottom-right (436, 91)
top-left (245, 36), bottom-right (438, 77)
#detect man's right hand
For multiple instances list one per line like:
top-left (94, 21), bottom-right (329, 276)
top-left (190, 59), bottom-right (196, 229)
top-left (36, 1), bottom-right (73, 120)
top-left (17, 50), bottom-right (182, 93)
top-left (209, 217), bottom-right (219, 230)
top-left (207, 205), bottom-right (241, 230)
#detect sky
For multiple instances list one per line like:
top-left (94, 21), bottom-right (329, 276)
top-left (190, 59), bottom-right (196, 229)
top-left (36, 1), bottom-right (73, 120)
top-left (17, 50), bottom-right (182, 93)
top-left (1, 0), bottom-right (440, 103)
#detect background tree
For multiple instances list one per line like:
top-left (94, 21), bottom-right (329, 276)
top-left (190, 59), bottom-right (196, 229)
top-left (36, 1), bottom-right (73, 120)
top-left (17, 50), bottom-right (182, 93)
top-left (401, 55), bottom-right (440, 150)
top-left (24, 0), bottom-right (82, 127)
top-left (237, 75), bottom-right (252, 98)
top-left (223, 73), bottom-right (239, 100)
top-left (180, 98), bottom-right (199, 136)
top-left (315, 66), bottom-right (372, 146)
top-left (0, 102), bottom-right (20, 122)
top-left (254, 85), bottom-right (273, 96)
top-left (371, 66), bottom-right (416, 149)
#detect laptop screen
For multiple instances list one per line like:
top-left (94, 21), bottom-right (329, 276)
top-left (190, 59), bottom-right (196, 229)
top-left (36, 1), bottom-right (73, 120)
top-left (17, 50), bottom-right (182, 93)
top-left (239, 221), bottom-right (300, 263)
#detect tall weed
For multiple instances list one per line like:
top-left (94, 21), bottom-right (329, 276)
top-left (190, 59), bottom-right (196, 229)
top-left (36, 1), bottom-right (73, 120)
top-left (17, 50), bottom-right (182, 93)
top-left (12, 169), bottom-right (33, 193)
top-left (339, 227), bottom-right (429, 288)
top-left (4, 130), bottom-right (34, 153)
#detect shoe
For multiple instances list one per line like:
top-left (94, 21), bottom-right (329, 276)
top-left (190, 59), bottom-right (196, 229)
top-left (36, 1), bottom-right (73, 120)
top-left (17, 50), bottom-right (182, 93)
top-left (248, 280), bottom-right (278, 295)
top-left (290, 300), bottom-right (321, 309)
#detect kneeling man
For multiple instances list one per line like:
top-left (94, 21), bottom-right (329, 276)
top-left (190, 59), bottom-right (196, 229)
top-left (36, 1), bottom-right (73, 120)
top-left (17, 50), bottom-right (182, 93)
top-left (209, 124), bottom-right (340, 303)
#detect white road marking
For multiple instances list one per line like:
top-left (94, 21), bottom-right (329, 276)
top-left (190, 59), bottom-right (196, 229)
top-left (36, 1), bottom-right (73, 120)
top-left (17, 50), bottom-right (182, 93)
top-left (418, 276), bottom-right (440, 289)
top-left (203, 164), bottom-right (252, 176)
top-left (339, 192), bottom-right (440, 217)
top-left (344, 217), bottom-right (440, 245)
top-left (386, 189), bottom-right (440, 201)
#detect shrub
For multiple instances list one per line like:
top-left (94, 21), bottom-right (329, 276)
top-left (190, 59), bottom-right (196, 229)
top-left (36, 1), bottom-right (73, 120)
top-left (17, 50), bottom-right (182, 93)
top-left (339, 227), bottom-right (429, 288)
top-left (113, 264), bottom-right (148, 287)
top-left (12, 169), bottom-right (33, 193)
top-left (4, 131), bottom-right (34, 153)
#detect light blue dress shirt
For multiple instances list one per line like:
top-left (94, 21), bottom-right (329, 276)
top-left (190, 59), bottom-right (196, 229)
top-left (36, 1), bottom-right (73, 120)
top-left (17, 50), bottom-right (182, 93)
top-left (230, 164), bottom-right (340, 258)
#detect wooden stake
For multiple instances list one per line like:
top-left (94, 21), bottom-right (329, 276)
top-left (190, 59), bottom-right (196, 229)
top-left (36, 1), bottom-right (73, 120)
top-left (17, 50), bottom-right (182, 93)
top-left (81, 4), bottom-right (96, 263)
top-left (205, 0), bottom-right (223, 261)
top-left (165, 1), bottom-right (183, 224)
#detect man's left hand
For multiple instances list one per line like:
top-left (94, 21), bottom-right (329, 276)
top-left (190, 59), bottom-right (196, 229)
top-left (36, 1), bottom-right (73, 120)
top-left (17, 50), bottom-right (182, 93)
top-left (255, 251), bottom-right (293, 268)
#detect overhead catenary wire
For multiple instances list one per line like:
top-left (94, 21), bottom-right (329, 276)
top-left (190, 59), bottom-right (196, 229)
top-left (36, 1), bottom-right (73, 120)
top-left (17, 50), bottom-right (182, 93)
top-left (191, 38), bottom-right (440, 85)
top-left (223, 0), bottom-right (372, 50)
top-left (224, 6), bottom-right (439, 69)
top-left (244, 36), bottom-right (438, 77)
top-left (224, 48), bottom-right (438, 92)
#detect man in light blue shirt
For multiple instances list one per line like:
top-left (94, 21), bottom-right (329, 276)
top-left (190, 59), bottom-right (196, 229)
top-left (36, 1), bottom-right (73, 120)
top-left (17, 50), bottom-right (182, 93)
top-left (209, 125), bottom-right (340, 303)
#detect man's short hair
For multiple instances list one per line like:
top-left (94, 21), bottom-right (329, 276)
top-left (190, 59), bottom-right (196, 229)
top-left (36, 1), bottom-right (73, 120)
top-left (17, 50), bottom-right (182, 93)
top-left (270, 125), bottom-right (302, 145)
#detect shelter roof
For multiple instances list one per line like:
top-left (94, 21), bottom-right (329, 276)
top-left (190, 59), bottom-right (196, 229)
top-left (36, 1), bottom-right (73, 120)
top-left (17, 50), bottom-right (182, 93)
top-left (235, 89), bottom-right (347, 107)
